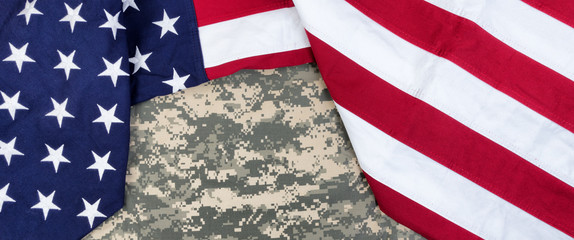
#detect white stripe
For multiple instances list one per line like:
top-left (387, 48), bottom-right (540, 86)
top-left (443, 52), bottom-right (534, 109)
top-left (293, 0), bottom-right (574, 187)
top-left (198, 7), bottom-right (310, 68)
top-left (425, 0), bottom-right (574, 81)
top-left (335, 103), bottom-right (571, 240)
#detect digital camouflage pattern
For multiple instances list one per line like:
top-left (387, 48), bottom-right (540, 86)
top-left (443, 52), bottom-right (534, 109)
top-left (84, 64), bottom-right (424, 240)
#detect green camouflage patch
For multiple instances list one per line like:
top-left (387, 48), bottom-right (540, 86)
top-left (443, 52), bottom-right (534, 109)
top-left (84, 64), bottom-right (424, 240)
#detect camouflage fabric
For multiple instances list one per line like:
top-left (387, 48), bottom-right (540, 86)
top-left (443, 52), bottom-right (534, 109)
top-left (84, 64), bottom-right (424, 240)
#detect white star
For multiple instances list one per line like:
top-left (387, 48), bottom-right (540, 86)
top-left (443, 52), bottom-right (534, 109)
top-left (54, 50), bottom-right (80, 80)
top-left (122, 0), bottom-right (139, 12)
top-left (45, 98), bottom-right (74, 128)
top-left (163, 68), bottom-right (189, 93)
top-left (3, 43), bottom-right (35, 73)
top-left (99, 10), bottom-right (125, 40)
top-left (93, 104), bottom-right (123, 134)
top-left (31, 190), bottom-right (60, 220)
top-left (59, 3), bottom-right (86, 33)
top-left (0, 184), bottom-right (15, 213)
top-left (0, 137), bottom-right (24, 166)
top-left (98, 57), bottom-right (128, 87)
top-left (77, 198), bottom-right (106, 228)
top-left (0, 91), bottom-right (28, 120)
top-left (17, 0), bottom-right (42, 25)
top-left (153, 10), bottom-right (179, 39)
top-left (129, 46), bottom-right (152, 74)
top-left (87, 151), bottom-right (115, 181)
top-left (41, 144), bottom-right (71, 173)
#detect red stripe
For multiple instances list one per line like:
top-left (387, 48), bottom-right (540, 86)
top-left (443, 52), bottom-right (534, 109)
top-left (307, 33), bottom-right (574, 237)
top-left (193, 0), bottom-right (294, 27)
top-left (205, 48), bottom-right (314, 80)
top-left (346, 0), bottom-right (574, 134)
top-left (363, 172), bottom-right (482, 240)
top-left (521, 0), bottom-right (574, 29)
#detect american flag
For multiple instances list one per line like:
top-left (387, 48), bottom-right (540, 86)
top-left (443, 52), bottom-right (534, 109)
top-left (1, 0), bottom-right (573, 239)
top-left (0, 0), bottom-right (208, 238)
top-left (295, 0), bottom-right (574, 239)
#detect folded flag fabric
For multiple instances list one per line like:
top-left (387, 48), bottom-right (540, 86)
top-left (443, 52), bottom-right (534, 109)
top-left (193, 0), bottom-right (314, 80)
top-left (1, 0), bottom-right (573, 239)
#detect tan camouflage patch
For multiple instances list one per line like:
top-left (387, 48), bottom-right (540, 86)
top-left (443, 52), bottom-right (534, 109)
top-left (84, 64), bottom-right (424, 240)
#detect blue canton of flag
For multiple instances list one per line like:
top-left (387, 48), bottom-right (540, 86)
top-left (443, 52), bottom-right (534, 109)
top-left (0, 0), bottom-right (207, 239)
